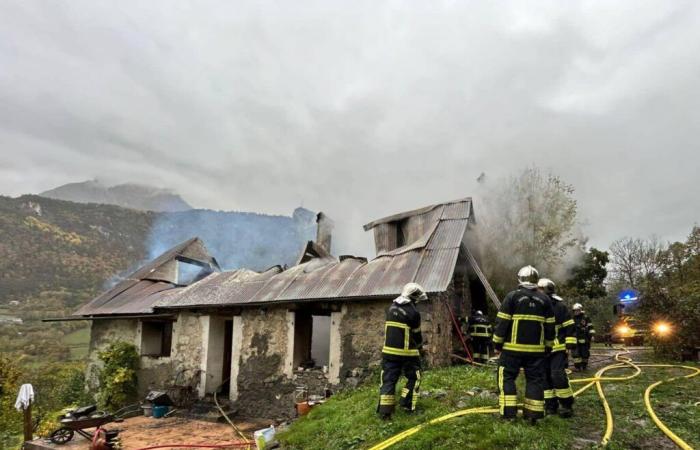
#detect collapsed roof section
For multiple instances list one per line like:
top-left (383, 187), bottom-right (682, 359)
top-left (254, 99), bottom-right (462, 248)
top-left (73, 238), bottom-right (220, 316)
top-left (71, 198), bottom-right (475, 317)
top-left (157, 198), bottom-right (474, 309)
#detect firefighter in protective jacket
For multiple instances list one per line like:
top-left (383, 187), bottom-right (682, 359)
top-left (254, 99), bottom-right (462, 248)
top-left (377, 283), bottom-right (427, 419)
top-left (537, 278), bottom-right (576, 418)
top-left (468, 310), bottom-right (492, 363)
top-left (572, 304), bottom-right (595, 370)
top-left (493, 266), bottom-right (555, 423)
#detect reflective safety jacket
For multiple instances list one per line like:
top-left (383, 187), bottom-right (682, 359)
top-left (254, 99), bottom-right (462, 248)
top-left (468, 315), bottom-right (492, 339)
top-left (382, 300), bottom-right (423, 358)
top-left (546, 295), bottom-right (576, 352)
top-left (492, 286), bottom-right (555, 354)
top-left (573, 314), bottom-right (595, 344)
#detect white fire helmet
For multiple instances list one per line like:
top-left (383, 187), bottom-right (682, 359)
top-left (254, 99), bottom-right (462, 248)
top-left (401, 282), bottom-right (428, 302)
top-left (537, 278), bottom-right (556, 295)
top-left (573, 303), bottom-right (583, 311)
top-left (517, 265), bottom-right (539, 286)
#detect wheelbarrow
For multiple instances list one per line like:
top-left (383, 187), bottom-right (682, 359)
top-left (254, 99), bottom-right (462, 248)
top-left (49, 405), bottom-right (123, 445)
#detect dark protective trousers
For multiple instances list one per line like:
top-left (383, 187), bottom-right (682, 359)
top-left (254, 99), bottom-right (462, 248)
top-left (472, 337), bottom-right (491, 363)
top-left (378, 357), bottom-right (421, 416)
top-left (497, 351), bottom-right (546, 420)
top-left (572, 342), bottom-right (591, 370)
top-left (544, 351), bottom-right (574, 412)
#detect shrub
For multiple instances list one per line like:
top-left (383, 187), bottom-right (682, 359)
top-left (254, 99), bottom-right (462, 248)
top-left (97, 341), bottom-right (139, 411)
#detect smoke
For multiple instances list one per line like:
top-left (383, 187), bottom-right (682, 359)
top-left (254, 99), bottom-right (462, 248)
top-left (469, 167), bottom-right (586, 293)
top-left (145, 207), bottom-right (318, 272)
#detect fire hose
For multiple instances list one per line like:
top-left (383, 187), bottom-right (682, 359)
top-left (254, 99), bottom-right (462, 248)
top-left (368, 348), bottom-right (700, 450)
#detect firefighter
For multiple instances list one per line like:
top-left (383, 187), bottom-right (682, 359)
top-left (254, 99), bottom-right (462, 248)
top-left (377, 282), bottom-right (427, 420)
top-left (572, 304), bottom-right (595, 370)
top-left (468, 310), bottom-right (492, 363)
top-left (537, 278), bottom-right (576, 418)
top-left (492, 266), bottom-right (555, 424)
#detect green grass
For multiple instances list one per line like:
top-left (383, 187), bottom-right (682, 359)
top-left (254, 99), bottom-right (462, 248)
top-left (278, 350), bottom-right (700, 450)
top-left (62, 326), bottom-right (90, 360)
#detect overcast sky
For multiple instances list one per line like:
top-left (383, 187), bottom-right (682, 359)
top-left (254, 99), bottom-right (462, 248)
top-left (1, 1), bottom-right (698, 256)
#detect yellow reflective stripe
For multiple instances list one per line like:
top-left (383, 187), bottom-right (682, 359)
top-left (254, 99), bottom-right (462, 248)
top-left (498, 366), bottom-right (505, 415)
top-left (379, 395), bottom-right (395, 405)
top-left (543, 389), bottom-right (555, 399)
top-left (497, 312), bottom-right (512, 320)
top-left (578, 339), bottom-right (586, 343)
top-left (401, 388), bottom-right (409, 398)
top-left (410, 327), bottom-right (421, 333)
top-left (511, 319), bottom-right (518, 343)
top-left (503, 397), bottom-right (517, 406)
top-left (382, 347), bottom-right (420, 357)
top-left (524, 398), bottom-right (545, 411)
top-left (555, 387), bottom-right (573, 398)
top-left (545, 340), bottom-right (554, 347)
top-left (503, 342), bottom-right (546, 352)
top-left (386, 321), bottom-right (410, 329)
top-left (552, 343), bottom-right (566, 352)
top-left (562, 319), bottom-right (574, 327)
top-left (412, 370), bottom-right (421, 409)
top-left (471, 332), bottom-right (491, 337)
top-left (565, 337), bottom-right (577, 344)
top-left (513, 314), bottom-right (546, 322)
top-left (492, 335), bottom-right (504, 344)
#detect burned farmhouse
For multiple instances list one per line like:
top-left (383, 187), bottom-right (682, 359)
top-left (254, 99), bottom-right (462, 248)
top-left (72, 198), bottom-right (496, 418)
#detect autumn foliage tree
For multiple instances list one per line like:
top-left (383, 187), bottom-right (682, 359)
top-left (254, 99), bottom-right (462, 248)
top-left (474, 167), bottom-right (584, 296)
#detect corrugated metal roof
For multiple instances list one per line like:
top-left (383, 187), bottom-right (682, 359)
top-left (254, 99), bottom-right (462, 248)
top-left (74, 198), bottom-right (475, 315)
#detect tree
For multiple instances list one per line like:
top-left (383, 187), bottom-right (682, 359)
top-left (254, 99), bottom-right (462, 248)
top-left (608, 228), bottom-right (700, 357)
top-left (0, 356), bottom-right (23, 449)
top-left (475, 167), bottom-right (583, 295)
top-left (609, 236), bottom-right (664, 288)
top-left (563, 248), bottom-right (608, 299)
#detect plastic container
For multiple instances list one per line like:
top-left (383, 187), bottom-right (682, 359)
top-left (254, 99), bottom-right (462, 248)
top-left (253, 425), bottom-right (276, 450)
top-left (152, 405), bottom-right (169, 418)
top-left (142, 404), bottom-right (153, 417)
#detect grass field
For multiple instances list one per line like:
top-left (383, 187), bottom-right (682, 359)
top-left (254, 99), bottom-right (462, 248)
top-left (277, 348), bottom-right (699, 450)
top-left (62, 326), bottom-right (90, 360)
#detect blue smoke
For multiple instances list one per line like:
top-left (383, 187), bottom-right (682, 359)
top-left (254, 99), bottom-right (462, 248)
top-left (145, 207), bottom-right (317, 271)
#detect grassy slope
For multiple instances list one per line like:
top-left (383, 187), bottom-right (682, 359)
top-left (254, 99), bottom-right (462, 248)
top-left (278, 349), bottom-right (699, 450)
top-left (63, 326), bottom-right (91, 360)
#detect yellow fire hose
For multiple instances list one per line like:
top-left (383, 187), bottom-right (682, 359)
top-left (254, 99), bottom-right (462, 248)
top-left (368, 349), bottom-right (699, 450)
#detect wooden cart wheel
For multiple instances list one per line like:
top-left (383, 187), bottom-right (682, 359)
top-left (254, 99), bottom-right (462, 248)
top-left (50, 428), bottom-right (74, 444)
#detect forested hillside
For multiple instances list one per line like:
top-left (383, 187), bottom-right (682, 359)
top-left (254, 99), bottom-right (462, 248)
top-left (0, 195), bottom-right (316, 365)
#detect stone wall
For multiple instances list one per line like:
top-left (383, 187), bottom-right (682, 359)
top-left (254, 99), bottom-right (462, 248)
top-left (139, 312), bottom-right (204, 397)
top-left (234, 306), bottom-right (294, 419)
top-left (337, 300), bottom-right (388, 383)
top-left (86, 312), bottom-right (205, 399)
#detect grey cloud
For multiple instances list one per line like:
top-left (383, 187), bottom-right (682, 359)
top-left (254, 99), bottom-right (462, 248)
top-left (1, 0), bottom-right (699, 257)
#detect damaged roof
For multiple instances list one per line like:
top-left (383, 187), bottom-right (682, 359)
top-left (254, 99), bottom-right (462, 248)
top-left (74, 238), bottom-right (220, 316)
top-left (73, 198), bottom-right (474, 316)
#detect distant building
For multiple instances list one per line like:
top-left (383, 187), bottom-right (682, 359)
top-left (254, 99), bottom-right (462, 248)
top-left (67, 198), bottom-right (495, 418)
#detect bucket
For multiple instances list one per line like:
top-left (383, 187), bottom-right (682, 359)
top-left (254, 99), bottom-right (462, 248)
top-left (152, 405), bottom-right (169, 418)
top-left (142, 404), bottom-right (153, 417)
top-left (295, 401), bottom-right (311, 416)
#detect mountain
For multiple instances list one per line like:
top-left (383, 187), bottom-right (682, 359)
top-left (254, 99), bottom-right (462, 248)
top-left (39, 180), bottom-right (192, 212)
top-left (0, 194), bottom-right (316, 364)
